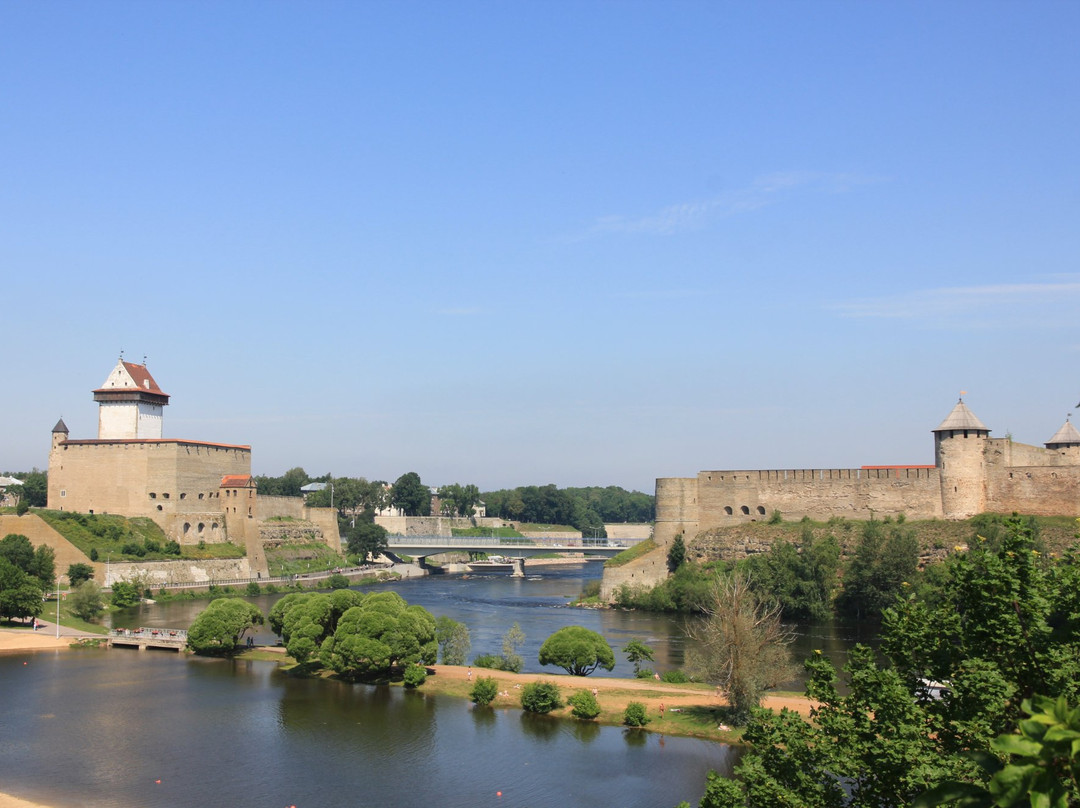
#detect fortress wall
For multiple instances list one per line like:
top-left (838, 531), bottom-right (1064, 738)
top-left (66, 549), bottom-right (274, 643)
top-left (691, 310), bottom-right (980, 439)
top-left (996, 439), bottom-right (1080, 468)
top-left (668, 467), bottom-right (942, 533)
top-left (50, 442), bottom-right (152, 516)
top-left (653, 477), bottom-right (699, 545)
top-left (304, 506), bottom-right (341, 553)
top-left (50, 441), bottom-right (249, 522)
top-left (985, 465), bottom-right (1080, 516)
top-left (161, 443), bottom-right (251, 513)
top-left (105, 557), bottom-right (253, 587)
top-left (159, 512), bottom-right (227, 544)
top-left (257, 495), bottom-right (306, 521)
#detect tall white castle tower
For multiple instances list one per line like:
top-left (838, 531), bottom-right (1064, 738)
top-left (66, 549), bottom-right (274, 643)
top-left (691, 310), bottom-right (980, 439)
top-left (93, 357), bottom-right (170, 439)
top-left (933, 397), bottom-right (990, 519)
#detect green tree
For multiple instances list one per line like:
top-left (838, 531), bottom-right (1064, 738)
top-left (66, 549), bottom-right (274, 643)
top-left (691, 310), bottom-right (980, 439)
top-left (110, 580), bottom-right (141, 608)
top-left (391, 472), bottom-right (431, 517)
top-left (19, 470), bottom-right (48, 508)
top-left (187, 598), bottom-right (265, 655)
top-left (916, 695), bottom-right (1080, 808)
top-left (622, 638), bottom-right (656, 676)
top-left (668, 534), bottom-right (687, 573)
top-left (740, 529), bottom-right (840, 621)
top-left (325, 573), bottom-right (350, 590)
top-left (836, 519), bottom-right (918, 619)
top-left (69, 580), bottom-right (104, 621)
top-left (320, 591), bottom-right (437, 679)
top-left (436, 616), bottom-right (472, 666)
top-left (67, 563), bottom-right (95, 588)
top-left (685, 571), bottom-right (797, 725)
top-left (437, 483), bottom-right (481, 517)
top-left (345, 521), bottom-right (388, 561)
top-left (0, 557), bottom-right (45, 622)
top-left (538, 625), bottom-right (616, 676)
top-left (0, 534), bottom-right (35, 573)
top-left (521, 681), bottom-right (564, 714)
top-left (501, 622), bottom-right (526, 673)
top-left (696, 515), bottom-right (1080, 806)
top-left (271, 590), bottom-right (365, 663)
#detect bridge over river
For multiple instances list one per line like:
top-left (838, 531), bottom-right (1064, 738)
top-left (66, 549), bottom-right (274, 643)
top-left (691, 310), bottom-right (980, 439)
top-left (384, 535), bottom-right (627, 577)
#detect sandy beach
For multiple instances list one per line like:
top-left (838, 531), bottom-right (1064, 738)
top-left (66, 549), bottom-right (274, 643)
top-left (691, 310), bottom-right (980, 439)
top-left (0, 628), bottom-right (77, 653)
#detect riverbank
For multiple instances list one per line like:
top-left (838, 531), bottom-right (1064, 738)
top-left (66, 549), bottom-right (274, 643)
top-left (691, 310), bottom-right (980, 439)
top-left (266, 648), bottom-right (813, 744)
top-left (0, 628), bottom-right (79, 653)
top-left (421, 664), bottom-right (813, 743)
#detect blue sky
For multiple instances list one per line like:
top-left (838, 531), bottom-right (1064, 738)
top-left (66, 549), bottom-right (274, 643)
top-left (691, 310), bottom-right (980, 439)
top-left (3, 1), bottom-right (1078, 494)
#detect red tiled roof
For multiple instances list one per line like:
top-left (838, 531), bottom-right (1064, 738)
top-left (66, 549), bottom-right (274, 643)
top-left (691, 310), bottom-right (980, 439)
top-left (123, 362), bottom-right (164, 393)
top-left (220, 474), bottom-right (254, 488)
top-left (93, 361), bottom-right (169, 400)
top-left (59, 439), bottom-right (251, 450)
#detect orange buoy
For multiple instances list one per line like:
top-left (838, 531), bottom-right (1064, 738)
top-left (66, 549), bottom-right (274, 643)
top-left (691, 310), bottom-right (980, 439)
top-left (496, 792), bottom-right (502, 797)
top-left (155, 780), bottom-right (161, 784)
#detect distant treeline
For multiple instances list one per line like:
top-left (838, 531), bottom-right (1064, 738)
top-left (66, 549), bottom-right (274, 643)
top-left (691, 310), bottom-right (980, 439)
top-left (482, 485), bottom-right (655, 535)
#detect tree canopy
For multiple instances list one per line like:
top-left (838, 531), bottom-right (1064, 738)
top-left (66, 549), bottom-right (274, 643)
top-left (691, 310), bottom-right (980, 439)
top-left (686, 571), bottom-right (797, 725)
top-left (538, 625), bottom-right (616, 676)
top-left (391, 472), bottom-right (431, 517)
top-left (319, 591), bottom-right (437, 679)
top-left (187, 599), bottom-right (265, 655)
top-left (698, 515), bottom-right (1080, 807)
top-left (269, 589), bottom-right (366, 663)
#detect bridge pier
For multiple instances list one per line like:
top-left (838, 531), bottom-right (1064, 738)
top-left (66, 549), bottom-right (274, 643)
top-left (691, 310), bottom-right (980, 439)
top-left (510, 557), bottom-right (525, 578)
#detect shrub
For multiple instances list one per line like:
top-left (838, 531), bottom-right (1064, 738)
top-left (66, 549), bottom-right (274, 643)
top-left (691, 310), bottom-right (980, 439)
top-left (110, 581), bottom-right (141, 608)
top-left (16, 500), bottom-right (29, 516)
top-left (143, 539), bottom-right (161, 554)
top-left (264, 584), bottom-right (278, 594)
top-left (521, 681), bottom-right (564, 714)
top-left (89, 548), bottom-right (98, 562)
top-left (121, 542), bottom-right (146, 557)
top-left (636, 668), bottom-right (656, 680)
top-left (70, 581), bottom-right (104, 620)
top-left (245, 582), bottom-right (262, 596)
top-left (473, 653), bottom-right (521, 672)
top-left (568, 690), bottom-right (601, 719)
top-left (661, 670), bottom-right (690, 684)
top-left (623, 701), bottom-right (649, 727)
top-left (163, 540), bottom-right (181, 555)
top-left (470, 676), bottom-right (499, 706)
top-left (402, 663), bottom-right (427, 688)
top-left (326, 573), bottom-right (350, 590)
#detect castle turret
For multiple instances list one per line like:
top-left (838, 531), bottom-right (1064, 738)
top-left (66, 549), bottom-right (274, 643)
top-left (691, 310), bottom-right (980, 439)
top-left (51, 417), bottom-right (69, 450)
top-left (93, 358), bottom-right (170, 439)
top-left (1045, 418), bottom-right (1080, 451)
top-left (933, 398), bottom-right (990, 518)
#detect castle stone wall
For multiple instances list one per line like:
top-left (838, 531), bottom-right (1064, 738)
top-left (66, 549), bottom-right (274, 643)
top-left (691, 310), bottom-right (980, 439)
top-left (48, 440), bottom-right (250, 542)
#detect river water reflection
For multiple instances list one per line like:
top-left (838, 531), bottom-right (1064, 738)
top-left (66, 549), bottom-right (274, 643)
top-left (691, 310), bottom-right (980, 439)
top-left (1, 564), bottom-right (871, 807)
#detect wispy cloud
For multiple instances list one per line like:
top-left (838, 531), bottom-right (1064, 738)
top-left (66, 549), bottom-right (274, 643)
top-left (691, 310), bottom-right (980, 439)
top-left (834, 279), bottom-right (1080, 323)
top-left (580, 171), bottom-right (882, 238)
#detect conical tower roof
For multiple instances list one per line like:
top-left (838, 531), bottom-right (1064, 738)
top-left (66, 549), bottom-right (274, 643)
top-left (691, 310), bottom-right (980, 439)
top-left (1046, 419), bottom-right (1080, 448)
top-left (933, 399), bottom-right (989, 433)
top-left (52, 418), bottom-right (69, 434)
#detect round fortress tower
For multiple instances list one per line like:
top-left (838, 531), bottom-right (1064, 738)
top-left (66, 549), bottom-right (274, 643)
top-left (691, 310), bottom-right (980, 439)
top-left (933, 398), bottom-right (990, 519)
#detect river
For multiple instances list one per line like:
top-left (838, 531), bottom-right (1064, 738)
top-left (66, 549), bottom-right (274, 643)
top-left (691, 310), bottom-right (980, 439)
top-left (0, 563), bottom-right (871, 807)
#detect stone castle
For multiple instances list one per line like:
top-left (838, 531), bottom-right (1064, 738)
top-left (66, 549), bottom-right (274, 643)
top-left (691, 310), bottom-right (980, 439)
top-left (46, 357), bottom-right (339, 577)
top-left (653, 398), bottom-right (1080, 545)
